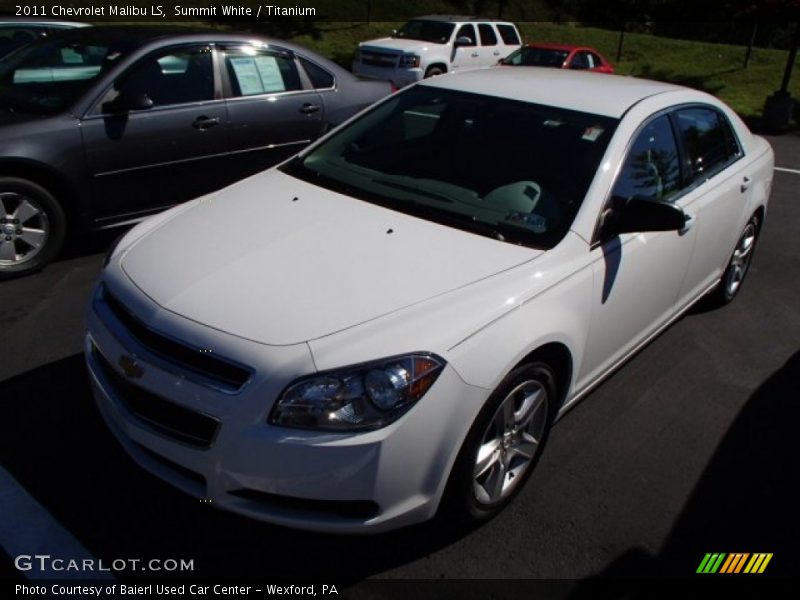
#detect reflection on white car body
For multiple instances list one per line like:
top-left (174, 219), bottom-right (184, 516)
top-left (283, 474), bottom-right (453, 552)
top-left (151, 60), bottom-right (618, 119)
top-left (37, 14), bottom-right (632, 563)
top-left (85, 68), bottom-right (774, 533)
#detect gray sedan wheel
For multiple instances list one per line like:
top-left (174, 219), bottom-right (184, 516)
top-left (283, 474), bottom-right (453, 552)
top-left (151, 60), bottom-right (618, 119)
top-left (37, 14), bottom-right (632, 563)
top-left (0, 178), bottom-right (66, 280)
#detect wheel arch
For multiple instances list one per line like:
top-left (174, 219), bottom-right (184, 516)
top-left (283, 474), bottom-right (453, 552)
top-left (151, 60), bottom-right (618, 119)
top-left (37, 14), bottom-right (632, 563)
top-left (513, 342), bottom-right (574, 411)
top-left (0, 159), bottom-right (83, 229)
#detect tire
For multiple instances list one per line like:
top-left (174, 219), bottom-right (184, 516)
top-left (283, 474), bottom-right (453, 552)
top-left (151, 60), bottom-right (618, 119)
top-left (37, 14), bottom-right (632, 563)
top-left (706, 214), bottom-right (760, 307)
top-left (439, 362), bottom-right (557, 526)
top-left (424, 65), bottom-right (446, 78)
top-left (0, 177), bottom-right (66, 280)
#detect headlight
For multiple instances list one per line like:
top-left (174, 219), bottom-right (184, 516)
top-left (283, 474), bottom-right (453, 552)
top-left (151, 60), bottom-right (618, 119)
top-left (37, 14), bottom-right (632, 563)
top-left (398, 54), bottom-right (420, 68)
top-left (270, 353), bottom-right (445, 431)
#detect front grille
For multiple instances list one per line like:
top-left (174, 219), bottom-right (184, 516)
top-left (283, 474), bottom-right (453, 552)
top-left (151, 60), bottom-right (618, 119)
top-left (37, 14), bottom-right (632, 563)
top-left (229, 489), bottom-right (379, 520)
top-left (92, 344), bottom-right (220, 448)
top-left (99, 286), bottom-right (251, 391)
top-left (360, 51), bottom-right (397, 68)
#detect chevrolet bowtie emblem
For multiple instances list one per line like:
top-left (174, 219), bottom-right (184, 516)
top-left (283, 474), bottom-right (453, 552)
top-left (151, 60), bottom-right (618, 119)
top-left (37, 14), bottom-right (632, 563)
top-left (118, 355), bottom-right (144, 379)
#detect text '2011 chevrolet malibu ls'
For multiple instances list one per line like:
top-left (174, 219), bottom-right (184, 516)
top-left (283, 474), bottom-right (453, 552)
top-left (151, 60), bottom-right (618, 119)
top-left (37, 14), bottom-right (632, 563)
top-left (85, 68), bottom-right (773, 533)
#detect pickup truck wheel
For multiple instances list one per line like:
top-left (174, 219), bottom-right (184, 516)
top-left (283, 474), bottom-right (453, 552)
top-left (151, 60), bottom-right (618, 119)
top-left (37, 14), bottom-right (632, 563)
top-left (440, 362), bottom-right (556, 527)
top-left (0, 178), bottom-right (66, 280)
top-left (425, 65), bottom-right (446, 78)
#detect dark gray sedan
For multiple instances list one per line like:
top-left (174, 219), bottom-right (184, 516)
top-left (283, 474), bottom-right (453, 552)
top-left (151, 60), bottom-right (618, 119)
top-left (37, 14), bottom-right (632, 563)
top-left (0, 27), bottom-right (391, 278)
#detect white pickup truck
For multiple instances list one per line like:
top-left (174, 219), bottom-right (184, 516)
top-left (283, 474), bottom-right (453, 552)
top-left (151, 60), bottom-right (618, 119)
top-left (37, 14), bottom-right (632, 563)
top-left (353, 16), bottom-right (522, 87)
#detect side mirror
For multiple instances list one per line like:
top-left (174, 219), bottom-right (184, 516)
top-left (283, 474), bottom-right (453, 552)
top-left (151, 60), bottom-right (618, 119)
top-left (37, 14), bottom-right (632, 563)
top-left (105, 90), bottom-right (154, 113)
top-left (602, 195), bottom-right (689, 238)
top-left (454, 36), bottom-right (473, 47)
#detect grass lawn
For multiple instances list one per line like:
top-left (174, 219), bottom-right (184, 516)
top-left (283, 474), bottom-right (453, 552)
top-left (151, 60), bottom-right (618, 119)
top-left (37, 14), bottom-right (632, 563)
top-left (289, 21), bottom-right (800, 127)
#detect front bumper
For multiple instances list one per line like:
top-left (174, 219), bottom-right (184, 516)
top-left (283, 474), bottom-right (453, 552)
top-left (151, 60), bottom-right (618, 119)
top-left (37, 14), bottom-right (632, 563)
top-left (85, 282), bottom-right (487, 533)
top-left (351, 62), bottom-right (424, 88)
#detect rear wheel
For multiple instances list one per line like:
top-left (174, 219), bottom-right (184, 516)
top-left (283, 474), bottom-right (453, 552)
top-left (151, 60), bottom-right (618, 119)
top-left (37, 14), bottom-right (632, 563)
top-left (0, 178), bottom-right (66, 280)
top-left (440, 362), bottom-right (556, 525)
top-left (707, 215), bottom-right (759, 306)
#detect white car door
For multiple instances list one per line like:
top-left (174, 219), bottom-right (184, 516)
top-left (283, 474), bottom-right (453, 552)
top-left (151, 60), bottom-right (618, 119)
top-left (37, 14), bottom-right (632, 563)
top-left (495, 23), bottom-right (522, 59)
top-left (579, 113), bottom-right (697, 387)
top-left (671, 106), bottom-right (750, 302)
top-left (476, 23), bottom-right (503, 65)
top-left (450, 24), bottom-right (481, 72)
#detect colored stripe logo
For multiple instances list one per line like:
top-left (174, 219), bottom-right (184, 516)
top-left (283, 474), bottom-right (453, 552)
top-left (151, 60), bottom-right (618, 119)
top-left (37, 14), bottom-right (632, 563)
top-left (697, 553), bottom-right (773, 574)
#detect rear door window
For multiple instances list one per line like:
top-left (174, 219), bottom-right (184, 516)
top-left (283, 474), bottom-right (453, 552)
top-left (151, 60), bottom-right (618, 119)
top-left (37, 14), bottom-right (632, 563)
top-left (496, 25), bottom-right (521, 45)
top-left (675, 107), bottom-right (741, 179)
top-left (478, 24), bottom-right (498, 46)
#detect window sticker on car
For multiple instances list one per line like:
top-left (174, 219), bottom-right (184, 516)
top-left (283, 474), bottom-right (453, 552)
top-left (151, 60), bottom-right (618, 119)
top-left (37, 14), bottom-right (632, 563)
top-left (229, 57), bottom-right (264, 95)
top-left (582, 126), bottom-right (605, 142)
top-left (505, 211), bottom-right (547, 233)
top-left (254, 55), bottom-right (286, 92)
top-left (229, 55), bottom-right (287, 95)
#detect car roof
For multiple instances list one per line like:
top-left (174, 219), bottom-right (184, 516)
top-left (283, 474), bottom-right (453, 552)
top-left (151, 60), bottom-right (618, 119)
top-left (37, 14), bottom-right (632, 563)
top-left (524, 42), bottom-right (587, 52)
top-left (0, 18), bottom-right (90, 27)
top-left (413, 15), bottom-right (516, 23)
top-left (14, 26), bottom-right (346, 71)
top-left (419, 68), bottom-right (685, 118)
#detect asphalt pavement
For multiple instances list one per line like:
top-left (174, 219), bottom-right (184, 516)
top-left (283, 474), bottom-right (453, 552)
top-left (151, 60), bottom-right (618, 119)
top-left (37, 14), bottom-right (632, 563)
top-left (1, 133), bottom-right (798, 587)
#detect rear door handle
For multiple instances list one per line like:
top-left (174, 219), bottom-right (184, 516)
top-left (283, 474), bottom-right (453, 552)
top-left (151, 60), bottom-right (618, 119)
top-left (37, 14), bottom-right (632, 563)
top-left (741, 175), bottom-right (752, 192)
top-left (299, 103), bottom-right (320, 114)
top-left (192, 116), bottom-right (220, 130)
top-left (471, 52), bottom-right (479, 58)
top-left (493, 50), bottom-right (501, 56)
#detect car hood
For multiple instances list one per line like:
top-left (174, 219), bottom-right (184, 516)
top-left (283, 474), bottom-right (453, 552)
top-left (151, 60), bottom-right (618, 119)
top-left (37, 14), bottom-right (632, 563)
top-left (0, 107), bottom-right (46, 127)
top-left (120, 170), bottom-right (540, 346)
top-left (360, 38), bottom-right (439, 55)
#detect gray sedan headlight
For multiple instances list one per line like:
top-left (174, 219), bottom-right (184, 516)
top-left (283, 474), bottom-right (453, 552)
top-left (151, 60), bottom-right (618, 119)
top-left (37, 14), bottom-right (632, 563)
top-left (270, 354), bottom-right (445, 431)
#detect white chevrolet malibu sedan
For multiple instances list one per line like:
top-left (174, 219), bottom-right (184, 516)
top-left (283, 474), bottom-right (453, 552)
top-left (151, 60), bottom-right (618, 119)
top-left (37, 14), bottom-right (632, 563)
top-left (85, 68), bottom-right (773, 533)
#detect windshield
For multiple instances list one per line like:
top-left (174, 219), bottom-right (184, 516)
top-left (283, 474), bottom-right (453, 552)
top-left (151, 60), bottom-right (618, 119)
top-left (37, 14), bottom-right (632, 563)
top-left (0, 33), bottom-right (135, 114)
top-left (281, 86), bottom-right (617, 250)
top-left (503, 47), bottom-right (570, 68)
top-left (393, 20), bottom-right (455, 44)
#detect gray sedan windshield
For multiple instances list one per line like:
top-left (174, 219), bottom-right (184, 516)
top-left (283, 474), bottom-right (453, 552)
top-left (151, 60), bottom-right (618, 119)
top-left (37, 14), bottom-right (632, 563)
top-left (0, 32), bottom-right (135, 114)
top-left (283, 86), bottom-right (618, 249)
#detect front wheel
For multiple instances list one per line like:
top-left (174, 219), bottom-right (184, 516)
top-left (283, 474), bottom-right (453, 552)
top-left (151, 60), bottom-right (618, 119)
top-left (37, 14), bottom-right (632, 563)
top-left (0, 177), bottom-right (66, 280)
top-left (707, 215), bottom-right (759, 306)
top-left (424, 65), bottom-right (446, 78)
top-left (440, 362), bottom-right (556, 526)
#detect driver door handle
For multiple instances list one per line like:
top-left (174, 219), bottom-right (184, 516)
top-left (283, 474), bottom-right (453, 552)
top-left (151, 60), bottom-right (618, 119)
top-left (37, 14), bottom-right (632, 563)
top-left (679, 213), bottom-right (694, 235)
top-left (192, 116), bottom-right (220, 130)
top-left (299, 103), bottom-right (320, 114)
top-left (471, 52), bottom-right (479, 58)
top-left (741, 175), bottom-right (752, 192)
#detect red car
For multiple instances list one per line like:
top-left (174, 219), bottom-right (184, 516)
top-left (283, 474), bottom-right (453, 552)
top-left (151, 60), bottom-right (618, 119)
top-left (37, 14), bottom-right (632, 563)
top-left (500, 43), bottom-right (614, 73)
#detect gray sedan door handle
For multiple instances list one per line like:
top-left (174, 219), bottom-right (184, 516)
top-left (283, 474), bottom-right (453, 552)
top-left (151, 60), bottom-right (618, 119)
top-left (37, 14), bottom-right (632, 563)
top-left (299, 103), bottom-right (321, 114)
top-left (741, 175), bottom-right (752, 192)
top-left (192, 116), bottom-right (220, 130)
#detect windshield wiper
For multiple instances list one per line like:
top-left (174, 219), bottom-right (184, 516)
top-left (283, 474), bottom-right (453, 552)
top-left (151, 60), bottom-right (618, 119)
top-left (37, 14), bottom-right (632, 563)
top-left (371, 179), bottom-right (455, 204)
